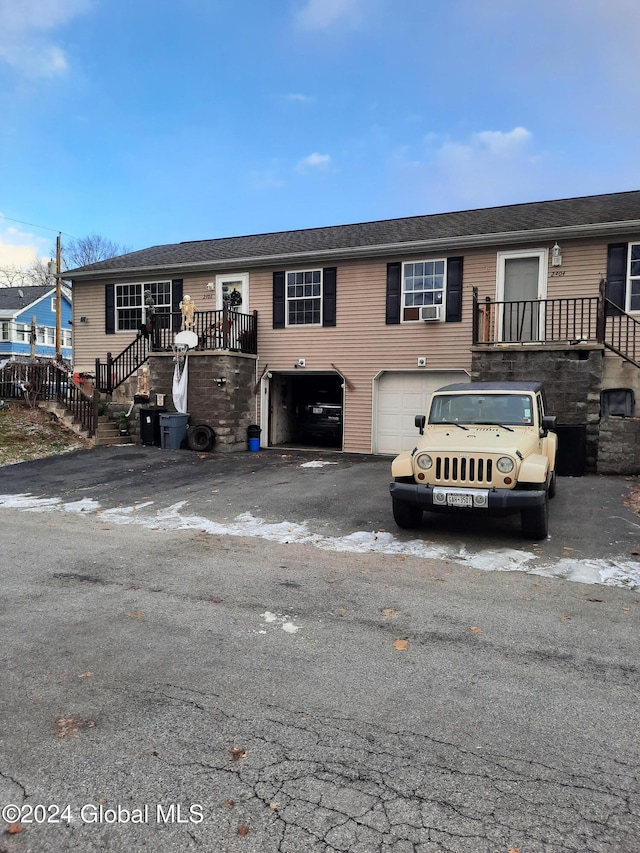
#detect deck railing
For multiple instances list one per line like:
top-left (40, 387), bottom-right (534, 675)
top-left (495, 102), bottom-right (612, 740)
top-left (149, 307), bottom-right (258, 354)
top-left (472, 288), bottom-right (602, 346)
top-left (0, 360), bottom-right (97, 437)
top-left (94, 308), bottom-right (258, 394)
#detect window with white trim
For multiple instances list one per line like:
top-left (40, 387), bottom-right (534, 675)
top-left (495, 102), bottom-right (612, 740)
top-left (0, 322), bottom-right (8, 341)
top-left (402, 259), bottom-right (445, 321)
top-left (286, 269), bottom-right (322, 325)
top-left (15, 323), bottom-right (30, 343)
top-left (115, 281), bottom-right (171, 331)
top-left (628, 243), bottom-right (640, 312)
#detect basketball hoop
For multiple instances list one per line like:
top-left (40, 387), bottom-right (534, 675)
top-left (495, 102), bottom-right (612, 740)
top-left (172, 330), bottom-right (198, 372)
top-left (172, 330), bottom-right (198, 414)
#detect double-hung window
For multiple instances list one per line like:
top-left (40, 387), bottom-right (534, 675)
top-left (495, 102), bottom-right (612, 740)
top-left (286, 269), bottom-right (322, 325)
top-left (402, 260), bottom-right (445, 321)
top-left (628, 243), bottom-right (640, 312)
top-left (115, 281), bottom-right (171, 331)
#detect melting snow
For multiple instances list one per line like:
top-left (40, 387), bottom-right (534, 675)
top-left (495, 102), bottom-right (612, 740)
top-left (0, 492), bottom-right (638, 591)
top-left (262, 611), bottom-right (302, 633)
top-left (299, 460), bottom-right (338, 468)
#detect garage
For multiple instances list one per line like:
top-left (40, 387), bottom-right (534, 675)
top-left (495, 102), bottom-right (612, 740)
top-left (266, 371), bottom-right (343, 450)
top-left (374, 370), bottom-right (469, 455)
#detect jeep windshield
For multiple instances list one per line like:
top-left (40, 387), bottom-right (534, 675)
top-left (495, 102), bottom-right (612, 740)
top-left (428, 393), bottom-right (534, 427)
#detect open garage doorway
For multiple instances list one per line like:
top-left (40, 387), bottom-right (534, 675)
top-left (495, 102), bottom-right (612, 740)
top-left (267, 371), bottom-right (344, 450)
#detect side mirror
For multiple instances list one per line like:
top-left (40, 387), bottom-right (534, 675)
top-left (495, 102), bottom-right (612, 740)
top-left (415, 414), bottom-right (426, 435)
top-left (541, 414), bottom-right (557, 434)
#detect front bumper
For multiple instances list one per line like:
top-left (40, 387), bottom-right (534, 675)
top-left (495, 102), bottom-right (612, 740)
top-left (389, 481), bottom-right (546, 516)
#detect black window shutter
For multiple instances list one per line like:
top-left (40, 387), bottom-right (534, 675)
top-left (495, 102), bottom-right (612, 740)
top-left (322, 267), bottom-right (337, 327)
top-left (105, 283), bottom-right (115, 334)
top-left (386, 262), bottom-right (401, 324)
top-left (171, 279), bottom-right (184, 331)
top-left (273, 271), bottom-right (285, 328)
top-left (606, 243), bottom-right (628, 315)
top-left (445, 257), bottom-right (463, 322)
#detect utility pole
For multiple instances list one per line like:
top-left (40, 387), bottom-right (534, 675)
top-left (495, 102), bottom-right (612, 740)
top-left (55, 233), bottom-right (62, 359)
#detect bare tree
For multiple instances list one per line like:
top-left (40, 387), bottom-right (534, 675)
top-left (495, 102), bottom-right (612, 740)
top-left (0, 258), bottom-right (55, 288)
top-left (0, 233), bottom-right (130, 287)
top-left (0, 265), bottom-right (32, 288)
top-left (62, 234), bottom-right (131, 269)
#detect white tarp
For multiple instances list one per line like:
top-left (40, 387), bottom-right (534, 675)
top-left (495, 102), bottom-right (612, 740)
top-left (172, 356), bottom-right (188, 413)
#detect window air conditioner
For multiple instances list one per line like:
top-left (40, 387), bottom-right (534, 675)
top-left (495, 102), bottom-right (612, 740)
top-left (420, 305), bottom-right (442, 321)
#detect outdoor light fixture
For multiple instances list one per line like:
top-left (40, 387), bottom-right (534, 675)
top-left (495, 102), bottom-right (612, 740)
top-left (552, 243), bottom-right (562, 266)
top-left (214, 377), bottom-right (227, 387)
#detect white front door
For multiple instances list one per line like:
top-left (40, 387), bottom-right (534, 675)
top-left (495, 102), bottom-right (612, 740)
top-left (215, 273), bottom-right (249, 312)
top-left (497, 250), bottom-right (547, 341)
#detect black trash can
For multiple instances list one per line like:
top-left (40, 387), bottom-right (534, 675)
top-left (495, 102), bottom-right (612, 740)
top-left (139, 407), bottom-right (167, 446)
top-left (555, 424), bottom-right (587, 477)
top-left (247, 424), bottom-right (261, 452)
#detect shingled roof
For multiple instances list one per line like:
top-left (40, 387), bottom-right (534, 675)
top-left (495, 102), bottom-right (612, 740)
top-left (0, 286), bottom-right (55, 314)
top-left (65, 190), bottom-right (640, 279)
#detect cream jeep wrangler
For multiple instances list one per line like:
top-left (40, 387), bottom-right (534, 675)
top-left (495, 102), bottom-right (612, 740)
top-left (389, 381), bottom-right (558, 539)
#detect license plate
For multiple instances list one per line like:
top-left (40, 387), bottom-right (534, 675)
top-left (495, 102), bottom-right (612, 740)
top-left (446, 493), bottom-right (473, 507)
top-left (312, 407), bottom-right (323, 414)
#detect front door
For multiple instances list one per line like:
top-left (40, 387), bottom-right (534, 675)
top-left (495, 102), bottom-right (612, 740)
top-left (497, 250), bottom-right (547, 341)
top-left (215, 273), bottom-right (249, 313)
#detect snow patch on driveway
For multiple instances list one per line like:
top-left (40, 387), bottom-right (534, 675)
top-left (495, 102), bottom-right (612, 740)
top-left (0, 492), bottom-right (638, 591)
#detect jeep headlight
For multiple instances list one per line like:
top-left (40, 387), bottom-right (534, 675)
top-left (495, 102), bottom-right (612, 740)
top-left (416, 454), bottom-right (433, 470)
top-left (497, 456), bottom-right (515, 474)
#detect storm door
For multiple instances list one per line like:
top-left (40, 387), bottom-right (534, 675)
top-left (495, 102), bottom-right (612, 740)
top-left (497, 251), bottom-right (547, 342)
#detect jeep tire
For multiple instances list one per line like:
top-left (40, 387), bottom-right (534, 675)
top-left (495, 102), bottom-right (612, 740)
top-left (521, 491), bottom-right (549, 539)
top-left (392, 497), bottom-right (423, 529)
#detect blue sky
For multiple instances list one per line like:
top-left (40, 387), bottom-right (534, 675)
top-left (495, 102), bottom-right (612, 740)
top-left (1, 0), bottom-right (639, 267)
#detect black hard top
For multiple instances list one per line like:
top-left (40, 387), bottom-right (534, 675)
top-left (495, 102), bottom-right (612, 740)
top-left (435, 381), bottom-right (544, 393)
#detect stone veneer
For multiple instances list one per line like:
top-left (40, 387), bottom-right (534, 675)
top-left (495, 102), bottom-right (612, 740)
top-left (147, 352), bottom-right (258, 452)
top-left (471, 344), bottom-right (603, 473)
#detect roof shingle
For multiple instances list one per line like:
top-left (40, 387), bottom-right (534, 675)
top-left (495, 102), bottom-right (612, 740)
top-left (65, 189), bottom-right (640, 277)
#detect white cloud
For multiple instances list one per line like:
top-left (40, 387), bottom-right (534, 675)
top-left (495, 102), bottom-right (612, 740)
top-left (471, 127), bottom-right (531, 156)
top-left (295, 0), bottom-right (364, 31)
top-left (285, 93), bottom-right (315, 104)
top-left (296, 152), bottom-right (332, 172)
top-left (0, 0), bottom-right (91, 78)
top-left (390, 126), bottom-right (543, 211)
top-left (0, 222), bottom-right (50, 268)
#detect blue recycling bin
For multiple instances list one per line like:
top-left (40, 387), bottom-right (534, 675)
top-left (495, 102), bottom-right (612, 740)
top-left (159, 412), bottom-right (190, 450)
top-left (247, 424), bottom-right (261, 451)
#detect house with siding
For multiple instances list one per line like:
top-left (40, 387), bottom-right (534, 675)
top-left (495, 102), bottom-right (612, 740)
top-left (0, 285), bottom-right (72, 362)
top-left (63, 189), bottom-right (640, 471)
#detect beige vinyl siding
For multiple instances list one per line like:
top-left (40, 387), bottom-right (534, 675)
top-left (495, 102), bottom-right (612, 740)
top-left (250, 256), bottom-right (476, 453)
top-left (70, 236), bottom-right (620, 453)
top-left (71, 281), bottom-right (121, 372)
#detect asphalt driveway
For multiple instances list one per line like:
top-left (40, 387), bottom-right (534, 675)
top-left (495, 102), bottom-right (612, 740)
top-left (1, 444), bottom-right (639, 590)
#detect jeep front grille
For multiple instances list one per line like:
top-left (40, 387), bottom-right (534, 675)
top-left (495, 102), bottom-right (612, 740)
top-left (433, 455), bottom-right (494, 485)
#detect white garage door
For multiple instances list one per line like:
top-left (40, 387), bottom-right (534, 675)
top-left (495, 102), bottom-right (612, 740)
top-left (374, 370), bottom-right (469, 455)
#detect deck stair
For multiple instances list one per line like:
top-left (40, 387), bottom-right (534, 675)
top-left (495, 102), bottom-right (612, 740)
top-left (40, 401), bottom-right (132, 447)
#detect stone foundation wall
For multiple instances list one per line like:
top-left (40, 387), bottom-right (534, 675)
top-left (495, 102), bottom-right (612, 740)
top-left (471, 345), bottom-right (603, 472)
top-left (147, 352), bottom-right (257, 452)
top-left (596, 416), bottom-right (640, 474)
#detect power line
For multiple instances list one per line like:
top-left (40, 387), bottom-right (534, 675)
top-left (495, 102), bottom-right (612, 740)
top-left (0, 214), bottom-right (75, 239)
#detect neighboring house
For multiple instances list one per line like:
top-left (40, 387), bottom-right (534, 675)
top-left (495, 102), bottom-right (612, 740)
top-left (0, 285), bottom-right (72, 362)
top-left (63, 190), bottom-right (640, 469)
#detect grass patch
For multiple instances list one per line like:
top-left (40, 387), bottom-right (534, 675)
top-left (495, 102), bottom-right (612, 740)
top-left (0, 402), bottom-right (90, 467)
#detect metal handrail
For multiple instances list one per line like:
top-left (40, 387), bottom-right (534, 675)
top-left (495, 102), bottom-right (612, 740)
top-left (472, 289), bottom-right (601, 345)
top-left (94, 308), bottom-right (258, 394)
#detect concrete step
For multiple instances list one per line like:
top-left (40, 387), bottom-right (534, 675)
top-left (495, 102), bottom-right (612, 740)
top-left (93, 433), bottom-right (135, 447)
